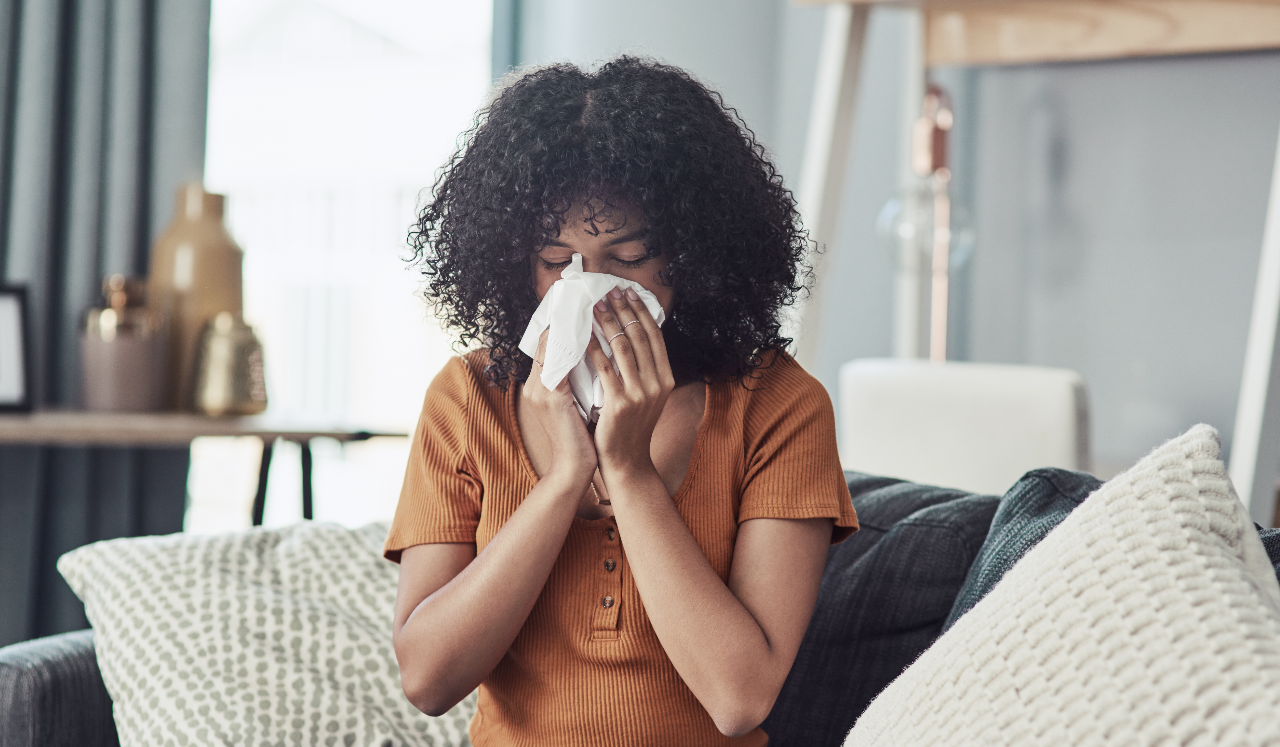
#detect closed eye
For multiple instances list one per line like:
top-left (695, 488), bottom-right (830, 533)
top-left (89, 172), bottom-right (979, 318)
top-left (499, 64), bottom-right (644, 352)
top-left (539, 257), bottom-right (572, 271)
top-left (613, 255), bottom-right (651, 268)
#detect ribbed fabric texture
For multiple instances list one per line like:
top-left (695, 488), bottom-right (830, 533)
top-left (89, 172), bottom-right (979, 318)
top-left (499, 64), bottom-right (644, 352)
top-left (0, 629), bottom-right (118, 747)
top-left (385, 350), bottom-right (857, 747)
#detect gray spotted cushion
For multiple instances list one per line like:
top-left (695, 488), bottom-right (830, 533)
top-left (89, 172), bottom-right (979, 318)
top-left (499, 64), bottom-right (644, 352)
top-left (846, 424), bottom-right (1280, 747)
top-left (58, 522), bottom-right (475, 746)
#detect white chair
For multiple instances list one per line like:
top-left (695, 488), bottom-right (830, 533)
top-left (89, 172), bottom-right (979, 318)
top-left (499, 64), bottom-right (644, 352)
top-left (839, 359), bottom-right (1091, 495)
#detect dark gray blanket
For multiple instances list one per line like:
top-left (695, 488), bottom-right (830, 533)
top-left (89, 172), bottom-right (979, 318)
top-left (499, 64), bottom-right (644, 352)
top-left (943, 468), bottom-right (1104, 632)
top-left (762, 473), bottom-right (999, 747)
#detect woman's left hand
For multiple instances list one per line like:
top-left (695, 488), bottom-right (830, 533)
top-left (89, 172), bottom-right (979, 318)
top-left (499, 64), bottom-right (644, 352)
top-left (587, 287), bottom-right (675, 480)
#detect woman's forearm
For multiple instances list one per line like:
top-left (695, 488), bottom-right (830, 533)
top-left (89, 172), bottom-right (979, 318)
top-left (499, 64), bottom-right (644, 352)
top-left (605, 464), bottom-right (826, 737)
top-left (394, 469), bottom-right (589, 715)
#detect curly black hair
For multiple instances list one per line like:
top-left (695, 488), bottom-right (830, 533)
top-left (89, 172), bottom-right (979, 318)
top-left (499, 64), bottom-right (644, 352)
top-left (409, 56), bottom-right (811, 388)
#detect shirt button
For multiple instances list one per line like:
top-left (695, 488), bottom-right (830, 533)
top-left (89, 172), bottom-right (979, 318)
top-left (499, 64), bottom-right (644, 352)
top-left (602, 596), bottom-right (614, 608)
top-left (604, 559), bottom-right (616, 572)
top-left (607, 529), bottom-right (616, 541)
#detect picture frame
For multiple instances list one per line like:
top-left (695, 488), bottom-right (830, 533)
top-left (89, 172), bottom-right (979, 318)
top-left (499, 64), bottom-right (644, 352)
top-left (0, 285), bottom-right (32, 412)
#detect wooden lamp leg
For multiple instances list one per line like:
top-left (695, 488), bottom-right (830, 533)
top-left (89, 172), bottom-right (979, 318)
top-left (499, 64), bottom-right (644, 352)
top-left (1229, 122), bottom-right (1280, 525)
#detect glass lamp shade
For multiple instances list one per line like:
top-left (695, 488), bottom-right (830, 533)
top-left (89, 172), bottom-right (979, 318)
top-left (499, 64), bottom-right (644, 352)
top-left (876, 183), bottom-right (975, 271)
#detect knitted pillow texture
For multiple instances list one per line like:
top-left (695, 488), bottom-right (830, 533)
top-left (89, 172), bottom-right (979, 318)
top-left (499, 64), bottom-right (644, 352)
top-left (58, 522), bottom-right (476, 747)
top-left (846, 424), bottom-right (1280, 747)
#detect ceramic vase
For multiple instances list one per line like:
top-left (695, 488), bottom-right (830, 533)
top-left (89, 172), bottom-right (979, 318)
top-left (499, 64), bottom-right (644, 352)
top-left (81, 275), bottom-right (167, 411)
top-left (147, 184), bottom-right (244, 411)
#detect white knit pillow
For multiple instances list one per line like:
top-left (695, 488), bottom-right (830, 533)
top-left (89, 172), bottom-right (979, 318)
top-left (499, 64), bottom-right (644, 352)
top-left (58, 522), bottom-right (476, 747)
top-left (847, 424), bottom-right (1280, 747)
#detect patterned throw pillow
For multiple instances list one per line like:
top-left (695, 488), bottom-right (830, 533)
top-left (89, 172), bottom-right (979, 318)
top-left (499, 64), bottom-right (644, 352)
top-left (58, 522), bottom-right (476, 746)
top-left (845, 424), bottom-right (1280, 747)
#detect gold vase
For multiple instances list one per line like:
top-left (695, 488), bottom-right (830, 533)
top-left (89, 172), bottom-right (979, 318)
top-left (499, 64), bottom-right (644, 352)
top-left (147, 184), bottom-right (244, 411)
top-left (191, 312), bottom-right (268, 417)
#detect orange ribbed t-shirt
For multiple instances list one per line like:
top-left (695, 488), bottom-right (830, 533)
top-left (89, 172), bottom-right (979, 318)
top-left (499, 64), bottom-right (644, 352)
top-left (385, 350), bottom-right (858, 746)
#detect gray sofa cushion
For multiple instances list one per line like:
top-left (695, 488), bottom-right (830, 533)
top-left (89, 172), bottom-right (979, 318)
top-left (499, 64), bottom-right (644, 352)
top-left (943, 468), bottom-right (1104, 632)
top-left (0, 629), bottom-right (116, 747)
top-left (761, 473), bottom-right (999, 747)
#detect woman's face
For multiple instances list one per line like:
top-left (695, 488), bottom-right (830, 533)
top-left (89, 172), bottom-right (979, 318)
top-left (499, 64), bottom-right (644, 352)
top-left (530, 201), bottom-right (673, 314)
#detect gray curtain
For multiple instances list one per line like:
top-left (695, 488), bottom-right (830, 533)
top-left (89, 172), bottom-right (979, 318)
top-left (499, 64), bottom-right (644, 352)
top-left (491, 0), bottom-right (521, 81)
top-left (0, 0), bottom-right (211, 647)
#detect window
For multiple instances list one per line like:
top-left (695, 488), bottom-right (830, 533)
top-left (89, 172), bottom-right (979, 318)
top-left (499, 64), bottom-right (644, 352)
top-left (186, 0), bottom-right (491, 532)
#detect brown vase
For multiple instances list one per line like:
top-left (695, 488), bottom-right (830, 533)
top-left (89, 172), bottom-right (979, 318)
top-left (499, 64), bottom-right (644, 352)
top-left (147, 184), bottom-right (244, 411)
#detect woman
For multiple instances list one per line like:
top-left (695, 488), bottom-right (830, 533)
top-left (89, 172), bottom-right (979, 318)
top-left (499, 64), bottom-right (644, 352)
top-left (387, 57), bottom-right (858, 746)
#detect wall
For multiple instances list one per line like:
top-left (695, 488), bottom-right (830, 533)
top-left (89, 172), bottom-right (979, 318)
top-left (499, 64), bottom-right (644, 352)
top-left (960, 52), bottom-right (1280, 475)
top-left (518, 0), bottom-right (782, 149)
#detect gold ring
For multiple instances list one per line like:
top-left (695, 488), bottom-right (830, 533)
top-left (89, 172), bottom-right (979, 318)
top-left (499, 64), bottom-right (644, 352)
top-left (534, 359), bottom-right (544, 366)
top-left (623, 320), bottom-right (641, 329)
top-left (607, 332), bottom-right (625, 344)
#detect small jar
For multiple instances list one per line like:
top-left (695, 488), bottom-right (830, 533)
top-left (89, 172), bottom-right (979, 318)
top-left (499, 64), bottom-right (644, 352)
top-left (81, 275), bottom-right (167, 411)
top-left (191, 312), bottom-right (268, 417)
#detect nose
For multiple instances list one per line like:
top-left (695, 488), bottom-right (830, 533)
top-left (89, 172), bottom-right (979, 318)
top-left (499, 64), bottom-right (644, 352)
top-left (579, 254), bottom-right (604, 274)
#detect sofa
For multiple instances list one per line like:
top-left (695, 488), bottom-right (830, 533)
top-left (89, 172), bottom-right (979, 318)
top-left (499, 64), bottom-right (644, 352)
top-left (4, 426), bottom-right (1279, 746)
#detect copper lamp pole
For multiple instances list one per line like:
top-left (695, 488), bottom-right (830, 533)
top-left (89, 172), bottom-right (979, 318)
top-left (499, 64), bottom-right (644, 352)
top-left (913, 85), bottom-right (953, 363)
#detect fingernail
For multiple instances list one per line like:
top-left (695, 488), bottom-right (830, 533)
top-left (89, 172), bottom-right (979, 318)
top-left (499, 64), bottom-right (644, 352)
top-left (609, 287), bottom-right (624, 299)
top-left (626, 288), bottom-right (639, 301)
top-left (595, 300), bottom-right (606, 312)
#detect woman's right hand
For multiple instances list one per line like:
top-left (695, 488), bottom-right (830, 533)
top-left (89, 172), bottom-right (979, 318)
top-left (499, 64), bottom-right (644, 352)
top-left (395, 336), bottom-right (599, 716)
top-left (521, 329), bottom-right (597, 484)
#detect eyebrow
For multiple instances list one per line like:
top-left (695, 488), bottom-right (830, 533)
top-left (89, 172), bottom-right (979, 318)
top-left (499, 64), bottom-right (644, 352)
top-left (541, 228), bottom-right (650, 249)
top-left (605, 228), bottom-right (650, 247)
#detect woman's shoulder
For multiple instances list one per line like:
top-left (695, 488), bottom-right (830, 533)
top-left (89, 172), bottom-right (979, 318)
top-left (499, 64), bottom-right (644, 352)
top-left (428, 349), bottom-right (500, 386)
top-left (733, 349), bottom-right (832, 413)
top-left (421, 349), bottom-right (510, 416)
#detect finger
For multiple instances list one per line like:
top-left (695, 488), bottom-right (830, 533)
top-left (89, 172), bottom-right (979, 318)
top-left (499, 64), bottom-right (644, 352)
top-left (594, 297), bottom-right (639, 385)
top-left (534, 330), bottom-right (575, 397)
top-left (525, 329), bottom-right (550, 392)
top-left (625, 289), bottom-right (672, 385)
top-left (586, 337), bottom-right (623, 399)
top-left (519, 330), bottom-right (553, 442)
top-left (608, 288), bottom-right (657, 385)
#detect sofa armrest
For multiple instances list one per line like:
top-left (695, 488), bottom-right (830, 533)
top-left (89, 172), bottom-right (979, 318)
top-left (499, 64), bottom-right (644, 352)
top-left (0, 629), bottom-right (118, 747)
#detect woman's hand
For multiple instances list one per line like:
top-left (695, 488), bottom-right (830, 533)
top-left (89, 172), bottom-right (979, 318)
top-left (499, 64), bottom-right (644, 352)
top-left (588, 287), bottom-right (675, 481)
top-left (522, 329), bottom-right (597, 485)
top-left (395, 333), bottom-right (602, 715)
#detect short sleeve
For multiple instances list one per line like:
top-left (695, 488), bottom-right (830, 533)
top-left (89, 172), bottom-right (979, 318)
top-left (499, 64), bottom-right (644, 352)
top-left (738, 357), bottom-right (859, 543)
top-left (384, 357), bottom-right (484, 562)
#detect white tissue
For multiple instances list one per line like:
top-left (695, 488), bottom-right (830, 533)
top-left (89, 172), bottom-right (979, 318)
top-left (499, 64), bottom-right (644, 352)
top-left (518, 253), bottom-right (665, 422)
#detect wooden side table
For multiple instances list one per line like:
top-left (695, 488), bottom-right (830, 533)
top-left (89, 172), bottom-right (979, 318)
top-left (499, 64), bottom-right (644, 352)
top-left (0, 411), bottom-right (405, 525)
